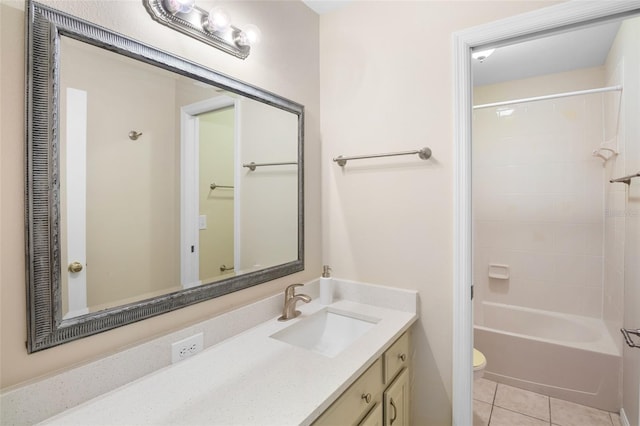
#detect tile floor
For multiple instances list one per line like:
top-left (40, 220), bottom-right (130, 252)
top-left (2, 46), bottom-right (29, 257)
top-left (473, 378), bottom-right (622, 426)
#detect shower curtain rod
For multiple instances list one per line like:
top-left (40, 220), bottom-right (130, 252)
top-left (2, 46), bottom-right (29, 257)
top-left (473, 85), bottom-right (622, 110)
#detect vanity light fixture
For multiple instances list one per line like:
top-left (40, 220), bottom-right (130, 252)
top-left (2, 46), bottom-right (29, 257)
top-left (143, 0), bottom-right (260, 59)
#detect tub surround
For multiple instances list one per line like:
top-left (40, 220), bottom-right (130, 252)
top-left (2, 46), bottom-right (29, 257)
top-left (474, 301), bottom-right (620, 412)
top-left (1, 279), bottom-right (418, 425)
top-left (478, 302), bottom-right (620, 356)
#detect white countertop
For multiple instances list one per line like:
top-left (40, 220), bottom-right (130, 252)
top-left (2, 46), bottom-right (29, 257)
top-left (40, 284), bottom-right (417, 426)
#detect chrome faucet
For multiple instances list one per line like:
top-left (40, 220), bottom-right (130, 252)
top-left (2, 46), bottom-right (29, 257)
top-left (278, 283), bottom-right (311, 321)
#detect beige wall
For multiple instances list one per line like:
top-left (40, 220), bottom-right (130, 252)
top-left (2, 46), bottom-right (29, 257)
top-left (0, 0), bottom-right (320, 390)
top-left (319, 1), bottom-right (558, 424)
top-left (473, 68), bottom-right (606, 320)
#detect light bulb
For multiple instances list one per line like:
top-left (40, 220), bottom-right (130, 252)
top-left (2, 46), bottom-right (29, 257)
top-left (472, 48), bottom-right (495, 63)
top-left (163, 0), bottom-right (195, 14)
top-left (234, 31), bottom-right (249, 48)
top-left (204, 7), bottom-right (231, 33)
top-left (243, 24), bottom-right (262, 46)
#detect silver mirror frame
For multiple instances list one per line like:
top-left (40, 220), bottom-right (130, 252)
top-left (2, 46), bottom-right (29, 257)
top-left (25, 1), bottom-right (304, 353)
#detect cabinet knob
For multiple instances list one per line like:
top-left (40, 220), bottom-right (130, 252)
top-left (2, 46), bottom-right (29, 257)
top-left (398, 353), bottom-right (407, 362)
top-left (68, 261), bottom-right (83, 273)
top-left (361, 393), bottom-right (372, 404)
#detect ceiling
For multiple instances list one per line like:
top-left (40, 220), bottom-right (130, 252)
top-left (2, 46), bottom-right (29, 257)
top-left (472, 20), bottom-right (622, 86)
top-left (301, 1), bottom-right (625, 88)
top-left (302, 0), bottom-right (350, 15)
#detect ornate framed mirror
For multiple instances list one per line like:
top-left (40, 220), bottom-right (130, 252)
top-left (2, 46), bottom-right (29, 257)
top-left (25, 1), bottom-right (304, 352)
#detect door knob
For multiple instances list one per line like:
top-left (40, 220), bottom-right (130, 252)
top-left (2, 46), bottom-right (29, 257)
top-left (68, 261), bottom-right (83, 273)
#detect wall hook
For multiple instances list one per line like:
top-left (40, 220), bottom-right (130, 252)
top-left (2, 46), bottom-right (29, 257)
top-left (128, 131), bottom-right (143, 141)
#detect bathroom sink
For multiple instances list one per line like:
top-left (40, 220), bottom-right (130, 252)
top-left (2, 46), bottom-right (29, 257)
top-left (271, 308), bottom-right (380, 357)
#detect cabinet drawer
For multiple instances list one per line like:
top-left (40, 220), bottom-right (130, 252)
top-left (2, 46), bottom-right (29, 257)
top-left (313, 358), bottom-right (383, 426)
top-left (383, 332), bottom-right (409, 384)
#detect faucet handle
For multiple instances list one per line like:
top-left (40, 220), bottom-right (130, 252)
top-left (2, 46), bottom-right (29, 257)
top-left (284, 283), bottom-right (304, 298)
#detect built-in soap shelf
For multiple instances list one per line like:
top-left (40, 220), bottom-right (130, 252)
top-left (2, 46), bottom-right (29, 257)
top-left (488, 264), bottom-right (509, 280)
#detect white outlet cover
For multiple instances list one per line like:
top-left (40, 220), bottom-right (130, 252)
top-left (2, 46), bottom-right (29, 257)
top-left (171, 332), bottom-right (204, 363)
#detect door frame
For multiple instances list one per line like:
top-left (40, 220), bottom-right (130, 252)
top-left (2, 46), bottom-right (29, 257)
top-left (452, 2), bottom-right (640, 425)
top-left (180, 95), bottom-right (237, 288)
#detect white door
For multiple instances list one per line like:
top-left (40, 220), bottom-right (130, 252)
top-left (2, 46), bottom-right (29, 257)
top-left (64, 88), bottom-right (89, 318)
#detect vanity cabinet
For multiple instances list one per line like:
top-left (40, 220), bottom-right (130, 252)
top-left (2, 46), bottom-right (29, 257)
top-left (313, 331), bottom-right (410, 426)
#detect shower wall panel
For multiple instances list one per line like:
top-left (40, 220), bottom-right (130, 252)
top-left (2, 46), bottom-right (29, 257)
top-left (473, 70), bottom-right (607, 321)
top-left (603, 28), bottom-right (627, 350)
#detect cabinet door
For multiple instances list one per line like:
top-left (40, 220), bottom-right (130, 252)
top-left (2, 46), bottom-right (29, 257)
top-left (313, 359), bottom-right (383, 426)
top-left (384, 368), bottom-right (409, 426)
top-left (359, 403), bottom-right (383, 426)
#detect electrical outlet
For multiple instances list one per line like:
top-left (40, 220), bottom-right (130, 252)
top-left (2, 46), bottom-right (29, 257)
top-left (171, 332), bottom-right (204, 363)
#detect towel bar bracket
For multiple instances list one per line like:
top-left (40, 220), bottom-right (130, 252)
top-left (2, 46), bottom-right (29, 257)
top-left (621, 328), bottom-right (640, 349)
top-left (610, 172), bottom-right (640, 185)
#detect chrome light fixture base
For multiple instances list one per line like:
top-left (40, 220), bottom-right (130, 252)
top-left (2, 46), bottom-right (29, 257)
top-left (143, 0), bottom-right (250, 59)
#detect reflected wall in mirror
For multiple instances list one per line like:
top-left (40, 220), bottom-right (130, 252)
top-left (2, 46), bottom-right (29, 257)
top-left (26, 1), bottom-right (303, 351)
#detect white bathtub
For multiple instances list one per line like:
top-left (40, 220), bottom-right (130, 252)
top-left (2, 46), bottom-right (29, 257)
top-left (474, 302), bottom-right (621, 412)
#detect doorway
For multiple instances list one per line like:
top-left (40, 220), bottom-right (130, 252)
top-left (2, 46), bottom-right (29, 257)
top-left (180, 96), bottom-right (238, 288)
top-left (453, 3), bottom-right (640, 425)
top-left (197, 107), bottom-right (235, 283)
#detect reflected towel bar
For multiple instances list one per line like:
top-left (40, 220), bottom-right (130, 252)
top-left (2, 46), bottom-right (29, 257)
top-left (243, 161), bottom-right (297, 171)
top-left (610, 172), bottom-right (640, 185)
top-left (333, 147), bottom-right (432, 167)
top-left (210, 183), bottom-right (234, 190)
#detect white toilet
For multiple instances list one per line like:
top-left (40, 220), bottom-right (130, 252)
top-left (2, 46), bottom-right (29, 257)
top-left (473, 348), bottom-right (487, 380)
